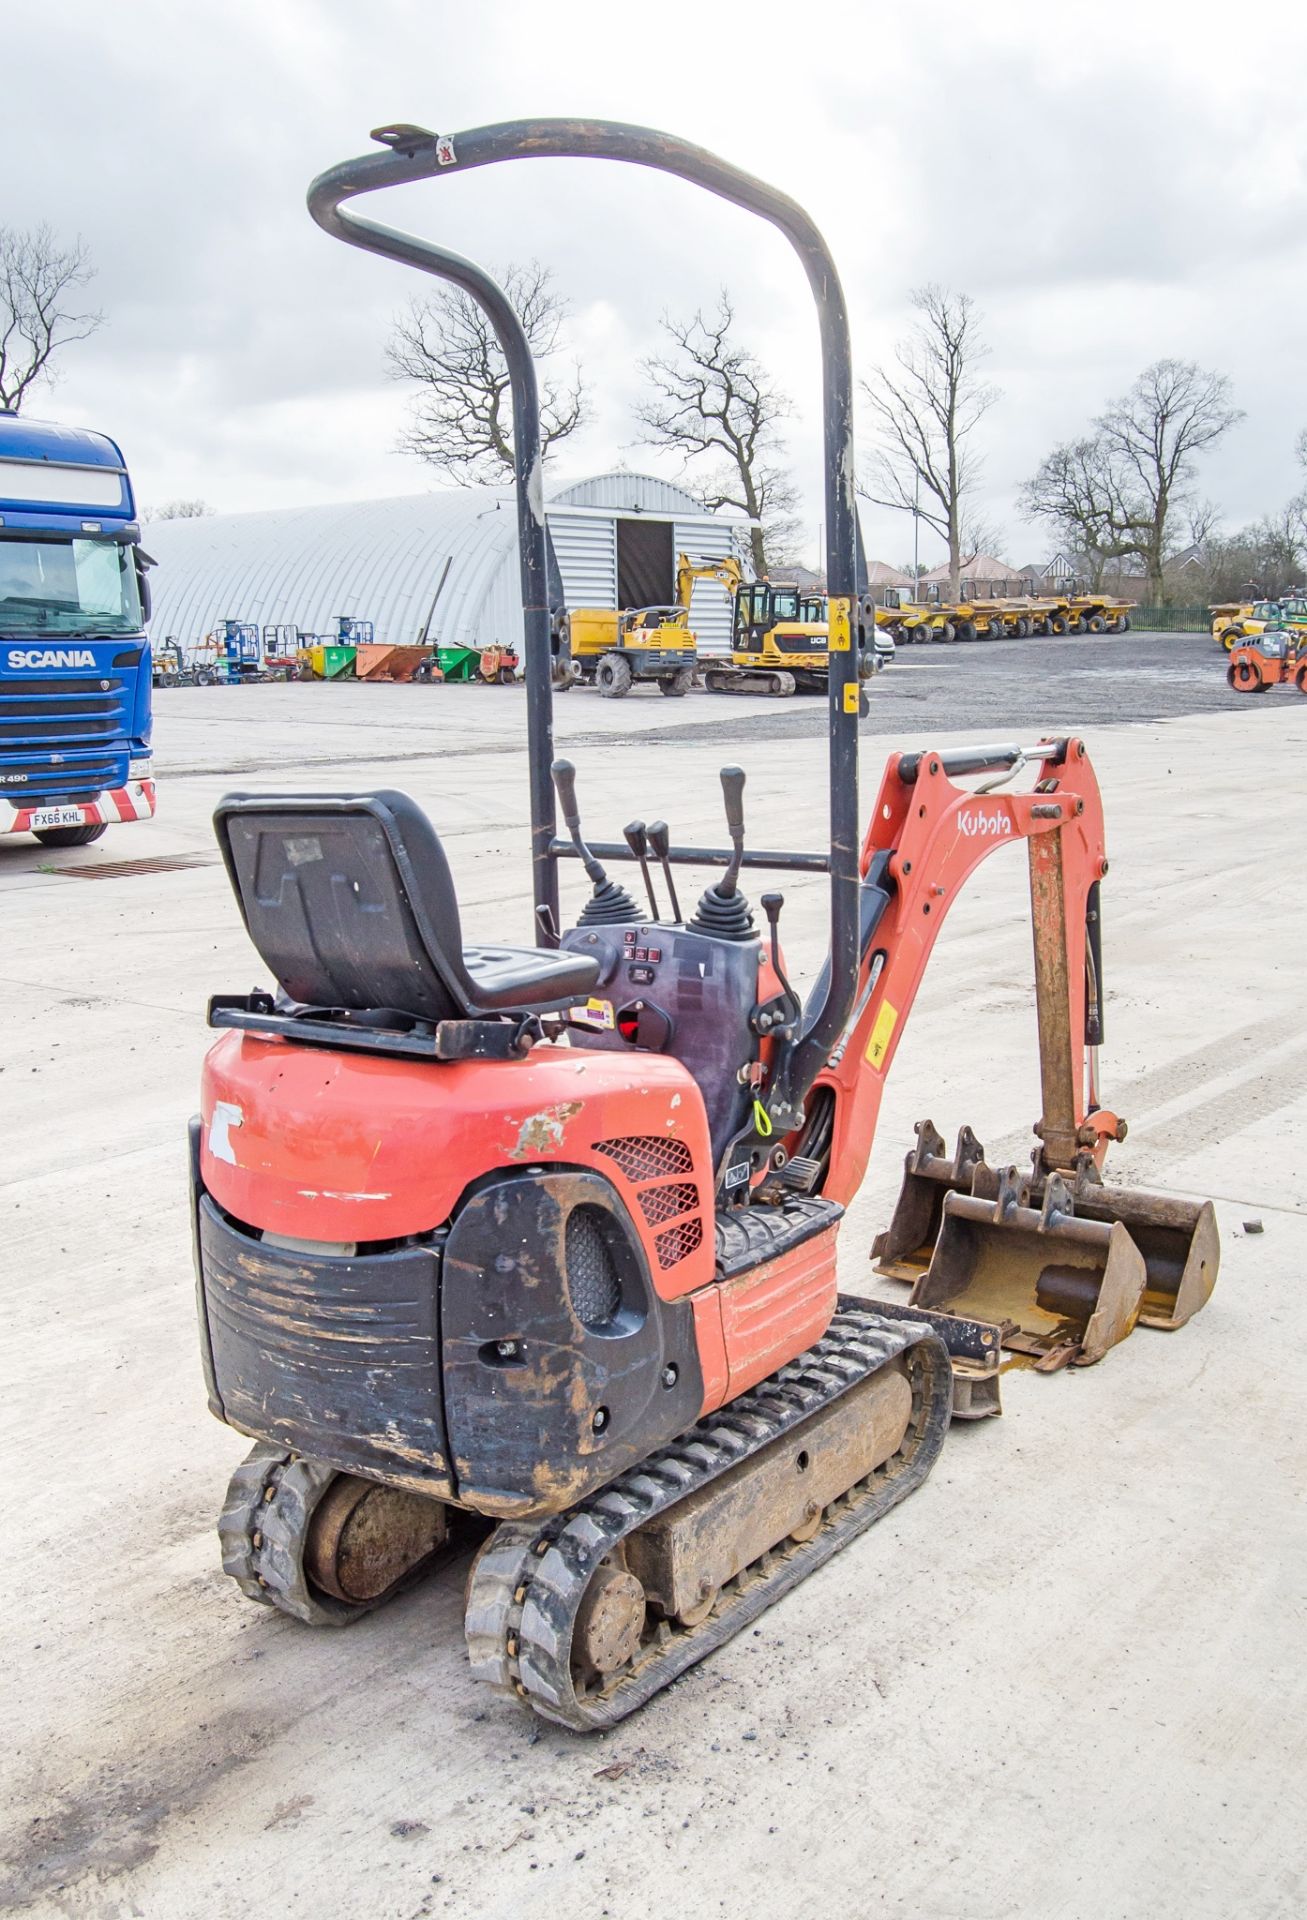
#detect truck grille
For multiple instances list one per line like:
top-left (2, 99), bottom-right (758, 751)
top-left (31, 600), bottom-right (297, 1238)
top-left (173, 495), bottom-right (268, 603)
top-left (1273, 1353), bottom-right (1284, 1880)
top-left (0, 672), bottom-right (130, 794)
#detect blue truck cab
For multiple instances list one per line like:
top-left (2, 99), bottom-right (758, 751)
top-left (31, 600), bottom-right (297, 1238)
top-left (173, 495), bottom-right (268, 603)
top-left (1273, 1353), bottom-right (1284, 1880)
top-left (0, 412), bottom-right (155, 847)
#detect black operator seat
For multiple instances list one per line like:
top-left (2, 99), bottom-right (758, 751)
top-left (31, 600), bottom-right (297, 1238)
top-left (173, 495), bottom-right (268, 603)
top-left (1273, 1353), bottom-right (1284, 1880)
top-left (213, 791), bottom-right (599, 1021)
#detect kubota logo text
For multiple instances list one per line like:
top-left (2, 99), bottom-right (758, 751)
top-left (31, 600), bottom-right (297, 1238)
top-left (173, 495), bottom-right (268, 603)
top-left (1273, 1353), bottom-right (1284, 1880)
top-left (958, 808), bottom-right (1011, 839)
top-left (7, 647), bottom-right (98, 670)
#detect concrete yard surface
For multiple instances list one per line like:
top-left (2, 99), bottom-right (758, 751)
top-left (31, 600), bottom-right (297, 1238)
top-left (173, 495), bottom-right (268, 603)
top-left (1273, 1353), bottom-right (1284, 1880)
top-left (2, 639), bottom-right (1305, 1919)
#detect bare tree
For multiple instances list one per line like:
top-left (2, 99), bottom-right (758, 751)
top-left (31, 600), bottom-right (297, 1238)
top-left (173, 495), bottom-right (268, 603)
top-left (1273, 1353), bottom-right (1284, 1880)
top-left (0, 224), bottom-right (103, 411)
top-left (957, 511), bottom-right (1005, 561)
top-left (1200, 511), bottom-right (1303, 602)
top-left (859, 285), bottom-right (1000, 599)
top-left (1020, 437), bottom-right (1142, 588)
top-left (1289, 428), bottom-right (1307, 546)
top-left (634, 293), bottom-right (799, 574)
top-left (386, 261), bottom-right (585, 483)
top-left (1096, 360), bottom-right (1242, 596)
top-left (1184, 498), bottom-right (1222, 551)
top-left (148, 498), bottom-right (213, 522)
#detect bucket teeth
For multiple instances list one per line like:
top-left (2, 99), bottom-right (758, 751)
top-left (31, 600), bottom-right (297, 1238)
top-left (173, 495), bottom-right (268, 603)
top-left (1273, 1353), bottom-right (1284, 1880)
top-left (872, 1118), bottom-right (1221, 1369)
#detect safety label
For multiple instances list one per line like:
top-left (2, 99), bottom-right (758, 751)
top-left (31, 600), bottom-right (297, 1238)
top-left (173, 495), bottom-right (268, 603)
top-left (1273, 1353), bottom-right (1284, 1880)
top-left (865, 999), bottom-right (899, 1069)
top-left (571, 998), bottom-right (616, 1031)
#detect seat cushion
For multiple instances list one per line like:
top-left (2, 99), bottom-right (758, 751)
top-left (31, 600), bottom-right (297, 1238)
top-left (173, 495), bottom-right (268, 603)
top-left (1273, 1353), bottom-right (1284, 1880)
top-left (462, 944), bottom-right (600, 1012)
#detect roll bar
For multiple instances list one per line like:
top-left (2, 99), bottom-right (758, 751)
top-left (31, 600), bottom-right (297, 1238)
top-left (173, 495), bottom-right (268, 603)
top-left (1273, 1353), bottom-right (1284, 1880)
top-left (307, 117), bottom-right (859, 1117)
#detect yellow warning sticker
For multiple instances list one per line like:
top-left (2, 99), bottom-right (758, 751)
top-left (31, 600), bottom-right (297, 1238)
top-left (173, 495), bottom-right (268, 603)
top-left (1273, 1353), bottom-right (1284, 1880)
top-left (828, 595), bottom-right (852, 651)
top-left (571, 998), bottom-right (615, 1031)
top-left (843, 682), bottom-right (861, 714)
top-left (865, 999), bottom-right (899, 1069)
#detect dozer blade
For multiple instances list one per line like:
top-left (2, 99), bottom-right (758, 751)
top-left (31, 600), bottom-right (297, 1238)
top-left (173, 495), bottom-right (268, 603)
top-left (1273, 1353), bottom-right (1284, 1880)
top-left (1028, 1164), bottom-right (1219, 1332)
top-left (870, 1120), bottom-right (988, 1285)
top-left (910, 1169), bottom-right (1147, 1368)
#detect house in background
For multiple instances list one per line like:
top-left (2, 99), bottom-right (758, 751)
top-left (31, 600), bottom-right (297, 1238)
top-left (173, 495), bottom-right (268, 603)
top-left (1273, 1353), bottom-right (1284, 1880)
top-left (921, 552), bottom-right (1026, 599)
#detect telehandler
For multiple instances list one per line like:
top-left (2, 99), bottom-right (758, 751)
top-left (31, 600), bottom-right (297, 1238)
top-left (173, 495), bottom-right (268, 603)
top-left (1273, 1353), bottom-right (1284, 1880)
top-left (189, 117), bottom-right (1218, 1732)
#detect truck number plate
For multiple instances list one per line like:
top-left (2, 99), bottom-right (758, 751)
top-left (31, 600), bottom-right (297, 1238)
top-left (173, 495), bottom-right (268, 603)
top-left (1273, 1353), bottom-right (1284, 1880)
top-left (30, 805), bottom-right (85, 830)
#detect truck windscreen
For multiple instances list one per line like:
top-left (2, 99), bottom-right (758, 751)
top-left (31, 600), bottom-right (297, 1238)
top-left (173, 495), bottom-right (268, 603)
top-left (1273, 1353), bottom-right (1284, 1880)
top-left (0, 537), bottom-right (142, 635)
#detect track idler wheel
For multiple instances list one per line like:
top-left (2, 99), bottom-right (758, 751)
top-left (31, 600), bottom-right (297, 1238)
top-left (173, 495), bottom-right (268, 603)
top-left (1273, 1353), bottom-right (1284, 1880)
top-left (573, 1562), bottom-right (648, 1680)
top-left (218, 1443), bottom-right (448, 1626)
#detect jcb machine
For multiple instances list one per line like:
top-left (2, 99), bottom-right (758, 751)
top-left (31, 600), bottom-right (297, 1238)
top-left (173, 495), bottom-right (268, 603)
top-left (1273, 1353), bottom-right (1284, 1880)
top-left (718, 579), bottom-right (829, 693)
top-left (189, 119), bottom-right (1218, 1731)
top-left (569, 552), bottom-right (740, 698)
top-left (708, 571), bottom-right (889, 694)
top-left (569, 603), bottom-right (697, 697)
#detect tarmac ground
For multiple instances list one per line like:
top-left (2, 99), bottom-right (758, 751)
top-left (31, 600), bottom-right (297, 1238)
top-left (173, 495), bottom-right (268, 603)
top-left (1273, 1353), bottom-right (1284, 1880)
top-left (3, 629), bottom-right (1304, 1919)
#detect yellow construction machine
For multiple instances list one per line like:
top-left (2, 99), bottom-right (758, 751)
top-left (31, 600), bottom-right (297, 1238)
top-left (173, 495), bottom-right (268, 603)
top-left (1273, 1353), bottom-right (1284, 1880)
top-left (568, 551), bottom-right (742, 698)
top-left (568, 603), bottom-right (697, 698)
top-left (671, 551), bottom-right (820, 697)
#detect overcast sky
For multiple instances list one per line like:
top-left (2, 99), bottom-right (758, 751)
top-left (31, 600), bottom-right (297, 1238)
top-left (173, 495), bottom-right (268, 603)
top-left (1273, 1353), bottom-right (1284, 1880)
top-left (10, 0), bottom-right (1304, 568)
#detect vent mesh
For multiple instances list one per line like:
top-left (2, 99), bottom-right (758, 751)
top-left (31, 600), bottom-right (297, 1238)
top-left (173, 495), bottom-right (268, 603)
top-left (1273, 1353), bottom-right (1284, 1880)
top-left (638, 1181), bottom-right (700, 1228)
top-left (595, 1135), bottom-right (693, 1181)
top-left (654, 1217), bottom-right (704, 1271)
top-left (564, 1207), bottom-right (622, 1327)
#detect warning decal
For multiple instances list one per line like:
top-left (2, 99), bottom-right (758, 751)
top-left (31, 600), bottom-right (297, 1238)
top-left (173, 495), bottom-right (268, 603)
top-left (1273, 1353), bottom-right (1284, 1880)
top-left (865, 999), bottom-right (899, 1069)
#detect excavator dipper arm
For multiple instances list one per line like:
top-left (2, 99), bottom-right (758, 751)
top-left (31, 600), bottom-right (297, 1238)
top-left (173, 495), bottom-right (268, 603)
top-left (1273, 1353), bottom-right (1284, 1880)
top-left (797, 736), bottom-right (1120, 1209)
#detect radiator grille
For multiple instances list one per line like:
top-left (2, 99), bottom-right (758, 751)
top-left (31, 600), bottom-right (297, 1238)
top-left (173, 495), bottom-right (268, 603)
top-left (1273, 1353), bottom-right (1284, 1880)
top-left (637, 1181), bottom-right (699, 1228)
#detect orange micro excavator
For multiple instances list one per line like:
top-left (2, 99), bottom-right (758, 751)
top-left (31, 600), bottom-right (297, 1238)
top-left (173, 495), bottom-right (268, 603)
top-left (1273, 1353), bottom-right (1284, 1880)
top-left (188, 118), bottom-right (1218, 1731)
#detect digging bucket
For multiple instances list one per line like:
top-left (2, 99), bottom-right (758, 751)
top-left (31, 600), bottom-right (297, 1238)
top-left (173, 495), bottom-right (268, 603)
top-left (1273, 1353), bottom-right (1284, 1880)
top-left (910, 1171), bottom-right (1146, 1367)
top-left (871, 1121), bottom-right (987, 1285)
top-left (1032, 1173), bottom-right (1219, 1331)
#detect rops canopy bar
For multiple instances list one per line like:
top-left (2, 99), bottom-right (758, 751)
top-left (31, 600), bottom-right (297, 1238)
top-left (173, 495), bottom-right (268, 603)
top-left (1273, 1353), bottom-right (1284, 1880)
top-left (306, 117), bottom-right (860, 1112)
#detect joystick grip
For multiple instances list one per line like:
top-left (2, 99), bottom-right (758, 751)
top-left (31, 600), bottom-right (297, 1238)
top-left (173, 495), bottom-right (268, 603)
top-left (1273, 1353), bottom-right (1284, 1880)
top-left (720, 765), bottom-right (746, 841)
top-left (551, 758), bottom-right (580, 833)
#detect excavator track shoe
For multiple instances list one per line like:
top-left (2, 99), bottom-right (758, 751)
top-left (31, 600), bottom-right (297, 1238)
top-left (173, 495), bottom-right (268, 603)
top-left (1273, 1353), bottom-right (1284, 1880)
top-left (218, 1443), bottom-right (448, 1626)
top-left (463, 1305), bottom-right (951, 1731)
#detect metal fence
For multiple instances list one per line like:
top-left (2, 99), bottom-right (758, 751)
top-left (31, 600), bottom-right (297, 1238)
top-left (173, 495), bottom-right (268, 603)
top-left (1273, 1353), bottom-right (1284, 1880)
top-left (1129, 605), bottom-right (1209, 633)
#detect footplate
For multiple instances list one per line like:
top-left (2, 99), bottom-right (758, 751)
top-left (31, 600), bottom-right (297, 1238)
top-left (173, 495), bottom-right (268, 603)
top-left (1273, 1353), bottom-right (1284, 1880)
top-left (464, 1304), bottom-right (952, 1730)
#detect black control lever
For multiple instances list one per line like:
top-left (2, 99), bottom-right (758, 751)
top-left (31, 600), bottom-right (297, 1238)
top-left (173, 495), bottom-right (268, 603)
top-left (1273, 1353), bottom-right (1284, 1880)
top-left (646, 820), bottom-right (682, 922)
top-left (624, 819), bottom-right (661, 920)
top-left (719, 765), bottom-right (746, 896)
top-left (760, 892), bottom-right (800, 1029)
top-left (688, 765), bottom-right (754, 941)
top-left (551, 758), bottom-right (638, 926)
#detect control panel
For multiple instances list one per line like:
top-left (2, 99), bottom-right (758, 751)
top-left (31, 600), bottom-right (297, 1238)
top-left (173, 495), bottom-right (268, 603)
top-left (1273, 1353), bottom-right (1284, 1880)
top-left (561, 919), bottom-right (763, 1160)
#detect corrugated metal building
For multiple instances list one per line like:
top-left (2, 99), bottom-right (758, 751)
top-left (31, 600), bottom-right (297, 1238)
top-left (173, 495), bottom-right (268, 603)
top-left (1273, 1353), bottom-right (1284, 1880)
top-left (145, 473), bottom-right (750, 655)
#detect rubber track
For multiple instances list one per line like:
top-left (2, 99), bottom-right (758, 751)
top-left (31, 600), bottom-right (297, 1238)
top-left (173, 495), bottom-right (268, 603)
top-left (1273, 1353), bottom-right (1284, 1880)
top-left (464, 1304), bottom-right (953, 1731)
top-left (218, 1443), bottom-right (370, 1626)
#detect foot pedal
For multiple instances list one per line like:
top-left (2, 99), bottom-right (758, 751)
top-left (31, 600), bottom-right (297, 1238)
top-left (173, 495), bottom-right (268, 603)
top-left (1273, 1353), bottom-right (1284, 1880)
top-left (778, 1155), bottom-right (822, 1193)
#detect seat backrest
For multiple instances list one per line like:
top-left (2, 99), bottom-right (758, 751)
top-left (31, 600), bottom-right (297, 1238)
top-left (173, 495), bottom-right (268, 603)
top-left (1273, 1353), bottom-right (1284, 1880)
top-left (214, 790), bottom-right (476, 1021)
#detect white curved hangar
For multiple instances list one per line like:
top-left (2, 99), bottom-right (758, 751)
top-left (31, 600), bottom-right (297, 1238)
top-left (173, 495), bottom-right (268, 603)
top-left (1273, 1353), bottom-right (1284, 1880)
top-left (145, 472), bottom-right (751, 656)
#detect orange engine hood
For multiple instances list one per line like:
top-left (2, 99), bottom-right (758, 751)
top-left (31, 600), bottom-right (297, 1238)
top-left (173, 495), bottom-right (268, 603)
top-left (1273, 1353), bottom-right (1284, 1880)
top-left (198, 1031), bottom-right (713, 1266)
